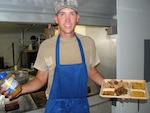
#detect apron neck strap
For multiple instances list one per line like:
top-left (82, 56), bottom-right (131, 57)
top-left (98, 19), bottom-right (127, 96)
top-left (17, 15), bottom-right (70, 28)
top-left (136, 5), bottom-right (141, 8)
top-left (56, 34), bottom-right (86, 65)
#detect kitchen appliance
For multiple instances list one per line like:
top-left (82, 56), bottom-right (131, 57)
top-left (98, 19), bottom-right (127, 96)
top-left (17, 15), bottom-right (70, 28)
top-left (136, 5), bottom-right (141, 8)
top-left (22, 50), bottom-right (37, 68)
top-left (87, 79), bottom-right (100, 96)
top-left (87, 79), bottom-right (111, 113)
top-left (0, 94), bottom-right (37, 113)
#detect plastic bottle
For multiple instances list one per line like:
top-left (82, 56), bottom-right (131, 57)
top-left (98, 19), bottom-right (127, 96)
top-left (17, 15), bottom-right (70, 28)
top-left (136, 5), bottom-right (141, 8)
top-left (30, 63), bottom-right (34, 70)
top-left (0, 72), bottom-right (22, 98)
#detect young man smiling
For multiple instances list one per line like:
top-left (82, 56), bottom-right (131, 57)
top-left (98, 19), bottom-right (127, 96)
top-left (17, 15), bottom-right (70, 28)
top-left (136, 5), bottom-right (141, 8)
top-left (0, 0), bottom-right (104, 113)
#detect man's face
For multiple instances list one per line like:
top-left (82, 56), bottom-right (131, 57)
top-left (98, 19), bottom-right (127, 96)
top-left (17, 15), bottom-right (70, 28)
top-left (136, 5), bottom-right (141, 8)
top-left (54, 8), bottom-right (80, 36)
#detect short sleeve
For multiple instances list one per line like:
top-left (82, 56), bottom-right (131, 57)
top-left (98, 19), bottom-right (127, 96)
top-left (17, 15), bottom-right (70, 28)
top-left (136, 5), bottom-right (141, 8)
top-left (89, 38), bottom-right (100, 67)
top-left (34, 43), bottom-right (48, 71)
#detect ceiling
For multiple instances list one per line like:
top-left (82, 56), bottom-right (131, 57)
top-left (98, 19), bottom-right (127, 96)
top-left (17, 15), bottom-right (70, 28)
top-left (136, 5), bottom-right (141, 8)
top-left (0, 0), bottom-right (116, 27)
top-left (0, 0), bottom-right (116, 33)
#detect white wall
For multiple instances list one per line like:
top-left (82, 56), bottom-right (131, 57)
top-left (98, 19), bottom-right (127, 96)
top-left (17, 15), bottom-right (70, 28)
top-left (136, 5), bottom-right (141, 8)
top-left (113, 0), bottom-right (150, 113)
top-left (0, 31), bottom-right (43, 68)
top-left (75, 26), bottom-right (117, 79)
top-left (0, 32), bottom-right (21, 67)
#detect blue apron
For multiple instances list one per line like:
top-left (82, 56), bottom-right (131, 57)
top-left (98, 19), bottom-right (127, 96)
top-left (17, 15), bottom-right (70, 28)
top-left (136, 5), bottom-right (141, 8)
top-left (44, 34), bottom-right (89, 113)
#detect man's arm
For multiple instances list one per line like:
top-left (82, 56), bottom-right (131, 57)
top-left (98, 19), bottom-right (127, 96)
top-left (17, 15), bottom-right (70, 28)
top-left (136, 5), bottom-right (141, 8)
top-left (0, 70), bottom-right (48, 99)
top-left (21, 70), bottom-right (48, 94)
top-left (88, 66), bottom-right (104, 86)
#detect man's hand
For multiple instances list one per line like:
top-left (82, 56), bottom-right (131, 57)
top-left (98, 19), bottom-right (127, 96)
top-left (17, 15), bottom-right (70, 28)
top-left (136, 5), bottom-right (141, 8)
top-left (0, 87), bottom-right (12, 99)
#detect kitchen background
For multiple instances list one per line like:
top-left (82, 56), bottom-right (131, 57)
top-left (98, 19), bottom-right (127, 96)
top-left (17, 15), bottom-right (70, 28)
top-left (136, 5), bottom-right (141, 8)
top-left (0, 0), bottom-right (150, 113)
top-left (0, 25), bottom-right (116, 80)
top-left (0, 25), bottom-right (116, 113)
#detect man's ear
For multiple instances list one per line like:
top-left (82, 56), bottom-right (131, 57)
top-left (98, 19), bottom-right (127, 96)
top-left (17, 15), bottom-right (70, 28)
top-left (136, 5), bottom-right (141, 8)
top-left (54, 15), bottom-right (58, 24)
top-left (77, 14), bottom-right (80, 23)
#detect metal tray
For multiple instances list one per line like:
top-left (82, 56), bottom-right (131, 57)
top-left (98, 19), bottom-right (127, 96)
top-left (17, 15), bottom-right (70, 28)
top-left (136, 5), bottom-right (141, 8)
top-left (100, 79), bottom-right (149, 100)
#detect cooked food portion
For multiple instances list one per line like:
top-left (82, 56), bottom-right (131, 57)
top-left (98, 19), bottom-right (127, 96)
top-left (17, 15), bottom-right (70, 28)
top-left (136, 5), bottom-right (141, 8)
top-left (103, 79), bottom-right (129, 89)
top-left (102, 79), bottom-right (129, 96)
top-left (131, 91), bottom-right (145, 97)
top-left (132, 82), bottom-right (145, 90)
top-left (102, 91), bottom-right (114, 96)
top-left (115, 87), bottom-right (128, 96)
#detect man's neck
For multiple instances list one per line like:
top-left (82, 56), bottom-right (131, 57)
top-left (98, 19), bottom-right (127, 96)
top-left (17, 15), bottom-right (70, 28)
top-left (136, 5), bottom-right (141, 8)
top-left (60, 32), bottom-right (75, 38)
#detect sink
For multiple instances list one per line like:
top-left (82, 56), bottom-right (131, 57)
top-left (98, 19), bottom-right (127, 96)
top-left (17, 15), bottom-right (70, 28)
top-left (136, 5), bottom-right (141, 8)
top-left (0, 94), bottom-right (37, 113)
top-left (30, 91), bottom-right (47, 109)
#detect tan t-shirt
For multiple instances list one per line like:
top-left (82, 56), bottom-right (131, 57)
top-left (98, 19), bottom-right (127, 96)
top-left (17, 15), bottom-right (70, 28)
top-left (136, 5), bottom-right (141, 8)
top-left (34, 33), bottom-right (100, 98)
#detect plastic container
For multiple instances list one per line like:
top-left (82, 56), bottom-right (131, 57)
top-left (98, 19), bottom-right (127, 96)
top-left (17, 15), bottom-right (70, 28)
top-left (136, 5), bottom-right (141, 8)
top-left (0, 72), bottom-right (22, 98)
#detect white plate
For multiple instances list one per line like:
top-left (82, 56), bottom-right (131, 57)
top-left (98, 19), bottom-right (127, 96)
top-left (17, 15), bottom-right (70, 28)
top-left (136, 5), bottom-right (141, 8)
top-left (100, 79), bottom-right (149, 100)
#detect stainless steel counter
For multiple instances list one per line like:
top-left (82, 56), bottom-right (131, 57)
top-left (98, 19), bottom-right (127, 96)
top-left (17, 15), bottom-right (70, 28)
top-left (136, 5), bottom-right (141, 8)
top-left (0, 94), bottom-right (37, 113)
top-left (25, 108), bottom-right (45, 113)
top-left (0, 71), bottom-right (111, 113)
top-left (25, 94), bottom-right (110, 113)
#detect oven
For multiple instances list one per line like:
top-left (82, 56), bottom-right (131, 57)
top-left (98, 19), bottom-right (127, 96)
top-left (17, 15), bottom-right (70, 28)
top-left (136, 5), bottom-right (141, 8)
top-left (87, 79), bottom-right (111, 113)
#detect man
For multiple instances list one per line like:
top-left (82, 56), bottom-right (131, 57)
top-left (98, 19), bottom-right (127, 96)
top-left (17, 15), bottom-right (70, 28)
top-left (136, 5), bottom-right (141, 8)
top-left (1, 0), bottom-right (104, 113)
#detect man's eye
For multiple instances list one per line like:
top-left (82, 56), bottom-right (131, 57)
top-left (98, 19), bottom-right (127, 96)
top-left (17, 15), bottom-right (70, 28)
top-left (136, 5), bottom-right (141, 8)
top-left (70, 13), bottom-right (75, 16)
top-left (58, 13), bottom-right (64, 16)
